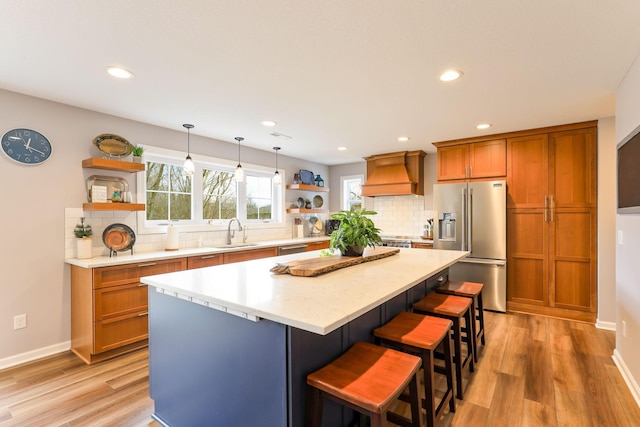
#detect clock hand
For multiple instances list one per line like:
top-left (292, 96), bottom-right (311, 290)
top-left (29, 146), bottom-right (46, 156)
top-left (24, 138), bottom-right (32, 150)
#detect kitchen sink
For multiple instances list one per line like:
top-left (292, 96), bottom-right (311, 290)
top-left (211, 243), bottom-right (258, 249)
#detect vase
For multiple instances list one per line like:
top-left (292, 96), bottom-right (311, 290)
top-left (132, 156), bottom-right (142, 163)
top-left (76, 237), bottom-right (93, 259)
top-left (343, 245), bottom-right (364, 257)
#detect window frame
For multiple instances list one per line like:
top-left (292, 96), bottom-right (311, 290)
top-left (136, 145), bottom-right (285, 235)
top-left (340, 174), bottom-right (364, 211)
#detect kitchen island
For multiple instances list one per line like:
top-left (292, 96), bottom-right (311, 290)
top-left (141, 247), bottom-right (468, 427)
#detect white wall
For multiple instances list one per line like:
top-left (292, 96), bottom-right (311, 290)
top-left (614, 53), bottom-right (640, 402)
top-left (597, 117), bottom-right (617, 326)
top-left (0, 89), bottom-right (328, 366)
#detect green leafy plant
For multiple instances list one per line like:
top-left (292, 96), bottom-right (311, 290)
top-left (74, 217), bottom-right (93, 238)
top-left (131, 145), bottom-right (144, 156)
top-left (329, 209), bottom-right (381, 256)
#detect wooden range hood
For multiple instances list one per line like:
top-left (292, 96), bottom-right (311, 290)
top-left (361, 150), bottom-right (426, 197)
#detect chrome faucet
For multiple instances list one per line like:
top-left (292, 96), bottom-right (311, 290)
top-left (227, 217), bottom-right (243, 245)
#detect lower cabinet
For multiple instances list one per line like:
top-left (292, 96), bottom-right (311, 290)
top-left (71, 257), bottom-right (187, 364)
top-left (306, 240), bottom-right (330, 251)
top-left (223, 247), bottom-right (278, 264)
top-left (412, 242), bottom-right (433, 249)
top-left (187, 253), bottom-right (223, 269)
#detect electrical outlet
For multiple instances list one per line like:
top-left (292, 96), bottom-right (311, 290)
top-left (13, 314), bottom-right (27, 330)
top-left (623, 320), bottom-right (627, 338)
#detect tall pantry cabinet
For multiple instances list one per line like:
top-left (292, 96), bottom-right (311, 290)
top-left (434, 121), bottom-right (597, 322)
top-left (507, 124), bottom-right (597, 321)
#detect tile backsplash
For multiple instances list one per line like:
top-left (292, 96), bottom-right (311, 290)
top-left (368, 195), bottom-right (433, 237)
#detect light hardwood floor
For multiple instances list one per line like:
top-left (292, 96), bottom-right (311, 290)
top-left (1, 311), bottom-right (639, 426)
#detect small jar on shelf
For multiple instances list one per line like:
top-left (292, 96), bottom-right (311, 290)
top-left (314, 174), bottom-right (324, 187)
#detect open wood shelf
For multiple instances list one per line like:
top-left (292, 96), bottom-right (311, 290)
top-left (83, 203), bottom-right (145, 211)
top-left (286, 208), bottom-right (329, 214)
top-left (285, 184), bottom-right (329, 192)
top-left (82, 158), bottom-right (145, 172)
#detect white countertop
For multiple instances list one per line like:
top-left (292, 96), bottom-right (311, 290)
top-left (65, 236), bottom-right (330, 268)
top-left (141, 248), bottom-right (468, 335)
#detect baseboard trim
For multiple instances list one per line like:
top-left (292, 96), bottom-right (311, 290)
top-left (612, 349), bottom-right (640, 408)
top-left (0, 341), bottom-right (71, 371)
top-left (596, 319), bottom-right (617, 331)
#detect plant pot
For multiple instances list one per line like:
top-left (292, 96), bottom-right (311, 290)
top-left (132, 156), bottom-right (142, 163)
top-left (76, 237), bottom-right (93, 259)
top-left (343, 245), bottom-right (364, 257)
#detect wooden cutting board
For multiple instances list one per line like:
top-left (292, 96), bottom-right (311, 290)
top-left (270, 247), bottom-right (400, 277)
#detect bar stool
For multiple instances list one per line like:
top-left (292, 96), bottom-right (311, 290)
top-left (373, 312), bottom-right (455, 427)
top-left (436, 280), bottom-right (485, 363)
top-left (306, 341), bottom-right (423, 427)
top-left (412, 293), bottom-right (474, 400)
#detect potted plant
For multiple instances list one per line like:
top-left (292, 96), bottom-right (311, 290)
top-left (329, 209), bottom-right (382, 256)
top-left (131, 145), bottom-right (144, 163)
top-left (74, 217), bottom-right (93, 259)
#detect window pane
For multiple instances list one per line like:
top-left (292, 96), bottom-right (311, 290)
top-left (246, 176), bottom-right (272, 220)
top-left (170, 165), bottom-right (192, 192)
top-left (170, 193), bottom-right (191, 220)
top-left (203, 168), bottom-right (237, 220)
top-left (146, 192), bottom-right (168, 220)
top-left (146, 162), bottom-right (168, 191)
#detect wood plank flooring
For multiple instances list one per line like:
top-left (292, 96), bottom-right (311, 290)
top-left (0, 311), bottom-right (639, 426)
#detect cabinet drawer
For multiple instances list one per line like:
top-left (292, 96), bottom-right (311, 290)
top-left (187, 254), bottom-right (223, 269)
top-left (412, 242), bottom-right (433, 249)
top-left (94, 282), bottom-right (148, 321)
top-left (94, 311), bottom-right (148, 354)
top-left (223, 247), bottom-right (278, 264)
top-left (93, 258), bottom-right (186, 288)
top-left (306, 241), bottom-right (330, 251)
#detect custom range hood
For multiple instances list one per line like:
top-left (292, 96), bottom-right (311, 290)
top-left (361, 150), bottom-right (426, 197)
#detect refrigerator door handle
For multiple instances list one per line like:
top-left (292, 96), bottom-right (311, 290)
top-left (461, 188), bottom-right (467, 251)
top-left (468, 188), bottom-right (473, 254)
top-left (458, 258), bottom-right (506, 267)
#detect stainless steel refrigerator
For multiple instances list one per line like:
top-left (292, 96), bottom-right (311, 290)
top-left (433, 180), bottom-right (507, 312)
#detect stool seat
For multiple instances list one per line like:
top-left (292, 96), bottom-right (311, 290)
top-left (306, 342), bottom-right (423, 427)
top-left (374, 311), bottom-right (452, 350)
top-left (413, 292), bottom-right (472, 317)
top-left (436, 280), bottom-right (483, 298)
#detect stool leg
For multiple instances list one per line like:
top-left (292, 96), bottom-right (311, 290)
top-left (469, 299), bottom-right (478, 363)
top-left (452, 318), bottom-right (464, 400)
top-left (408, 373), bottom-right (422, 427)
top-left (305, 385), bottom-right (323, 427)
top-left (477, 293), bottom-right (486, 346)
top-left (442, 332), bottom-right (456, 413)
top-left (464, 308), bottom-right (475, 374)
top-left (422, 349), bottom-right (436, 427)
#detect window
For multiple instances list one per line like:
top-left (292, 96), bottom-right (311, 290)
top-left (341, 175), bottom-right (363, 211)
top-left (137, 146), bottom-right (283, 234)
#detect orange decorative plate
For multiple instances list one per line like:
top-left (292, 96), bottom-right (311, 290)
top-left (102, 223), bottom-right (136, 255)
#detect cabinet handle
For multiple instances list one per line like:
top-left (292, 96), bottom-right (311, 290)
top-left (138, 312), bottom-right (149, 317)
top-left (137, 263), bottom-right (157, 268)
top-left (544, 195), bottom-right (548, 222)
top-left (200, 255), bottom-right (218, 259)
top-left (550, 195), bottom-right (555, 222)
top-left (469, 166), bottom-right (473, 177)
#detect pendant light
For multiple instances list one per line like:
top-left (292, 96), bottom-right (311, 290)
top-left (183, 124), bottom-right (195, 176)
top-left (272, 146), bottom-right (281, 186)
top-left (235, 136), bottom-right (245, 182)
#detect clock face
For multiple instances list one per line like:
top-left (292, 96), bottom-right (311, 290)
top-left (2, 128), bottom-right (52, 165)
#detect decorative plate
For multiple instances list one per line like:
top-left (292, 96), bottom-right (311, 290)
top-left (313, 195), bottom-right (324, 208)
top-left (102, 223), bottom-right (136, 253)
top-left (93, 134), bottom-right (132, 158)
top-left (299, 169), bottom-right (314, 185)
top-left (296, 197), bottom-right (305, 208)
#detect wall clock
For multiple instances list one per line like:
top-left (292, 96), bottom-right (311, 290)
top-left (2, 128), bottom-right (52, 165)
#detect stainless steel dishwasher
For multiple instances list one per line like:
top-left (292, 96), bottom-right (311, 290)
top-left (278, 244), bottom-right (308, 255)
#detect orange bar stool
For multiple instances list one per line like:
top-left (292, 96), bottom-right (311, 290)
top-left (436, 280), bottom-right (485, 363)
top-left (412, 293), bottom-right (474, 400)
top-left (306, 341), bottom-right (423, 427)
top-left (373, 312), bottom-right (456, 427)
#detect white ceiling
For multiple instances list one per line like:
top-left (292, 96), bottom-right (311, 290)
top-left (2, 1), bottom-right (640, 165)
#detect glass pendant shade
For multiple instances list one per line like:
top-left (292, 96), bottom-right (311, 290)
top-left (235, 137), bottom-right (245, 182)
top-left (272, 146), bottom-right (281, 186)
top-left (183, 124), bottom-right (195, 177)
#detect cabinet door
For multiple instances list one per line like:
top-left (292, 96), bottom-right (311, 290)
top-left (469, 139), bottom-right (507, 178)
top-left (411, 242), bottom-right (433, 249)
top-left (437, 144), bottom-right (469, 181)
top-left (507, 209), bottom-right (548, 305)
top-left (507, 134), bottom-right (549, 208)
top-left (223, 247), bottom-right (278, 264)
top-left (94, 312), bottom-right (148, 354)
top-left (188, 254), bottom-right (223, 269)
top-left (549, 208), bottom-right (597, 312)
top-left (306, 241), bottom-right (330, 251)
top-left (549, 127), bottom-right (597, 209)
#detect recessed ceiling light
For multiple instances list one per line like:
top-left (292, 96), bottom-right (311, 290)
top-left (398, 137), bottom-right (410, 142)
top-left (338, 147), bottom-right (347, 151)
top-left (261, 120), bottom-right (277, 127)
top-left (107, 66), bottom-right (134, 79)
top-left (476, 123), bottom-right (492, 130)
top-left (439, 70), bottom-right (463, 82)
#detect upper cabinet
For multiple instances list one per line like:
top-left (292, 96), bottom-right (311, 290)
top-left (434, 139), bottom-right (506, 182)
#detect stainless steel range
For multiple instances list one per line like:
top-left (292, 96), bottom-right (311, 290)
top-left (379, 236), bottom-right (413, 248)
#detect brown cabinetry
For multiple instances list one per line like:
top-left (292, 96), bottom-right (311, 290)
top-left (223, 247), bottom-right (278, 264)
top-left (71, 257), bottom-right (186, 364)
top-left (306, 240), bottom-right (330, 251)
top-left (506, 125), bottom-right (597, 321)
top-left (434, 139), bottom-right (506, 182)
top-left (411, 242), bottom-right (433, 249)
top-left (187, 253), bottom-right (223, 269)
